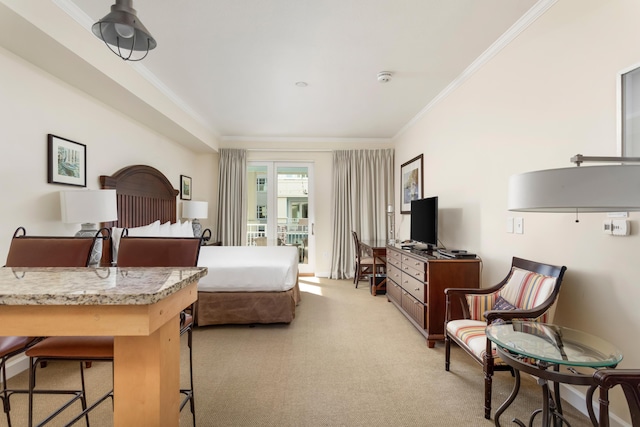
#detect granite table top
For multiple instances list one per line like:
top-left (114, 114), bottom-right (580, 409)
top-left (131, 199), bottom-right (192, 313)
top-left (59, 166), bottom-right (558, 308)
top-left (0, 266), bottom-right (208, 306)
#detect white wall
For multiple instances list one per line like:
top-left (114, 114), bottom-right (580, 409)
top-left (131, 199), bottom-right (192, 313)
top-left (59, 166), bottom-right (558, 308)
top-left (0, 46), bottom-right (218, 262)
top-left (394, 0), bottom-right (640, 423)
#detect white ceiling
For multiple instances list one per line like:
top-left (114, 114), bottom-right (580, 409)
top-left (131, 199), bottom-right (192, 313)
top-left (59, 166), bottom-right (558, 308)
top-left (66, 0), bottom-right (539, 142)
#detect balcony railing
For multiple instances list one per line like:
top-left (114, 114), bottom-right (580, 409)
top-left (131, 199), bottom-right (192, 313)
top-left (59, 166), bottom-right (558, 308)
top-left (247, 222), bottom-right (308, 246)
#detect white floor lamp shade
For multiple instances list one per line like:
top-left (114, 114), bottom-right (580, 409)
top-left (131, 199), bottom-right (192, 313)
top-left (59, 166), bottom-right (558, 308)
top-left (60, 189), bottom-right (118, 265)
top-left (508, 165), bottom-right (640, 212)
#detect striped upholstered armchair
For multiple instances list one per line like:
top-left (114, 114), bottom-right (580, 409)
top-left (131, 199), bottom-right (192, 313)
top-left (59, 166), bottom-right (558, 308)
top-left (444, 257), bottom-right (566, 420)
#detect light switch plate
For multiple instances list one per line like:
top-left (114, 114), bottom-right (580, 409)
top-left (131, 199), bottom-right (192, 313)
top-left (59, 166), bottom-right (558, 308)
top-left (514, 217), bottom-right (524, 234)
top-left (506, 217), bottom-right (514, 233)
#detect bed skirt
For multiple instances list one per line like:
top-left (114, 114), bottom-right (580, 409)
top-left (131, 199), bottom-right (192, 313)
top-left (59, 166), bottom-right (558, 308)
top-left (195, 282), bottom-right (301, 326)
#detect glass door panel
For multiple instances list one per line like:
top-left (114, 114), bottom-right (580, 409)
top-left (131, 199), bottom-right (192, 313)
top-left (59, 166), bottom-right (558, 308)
top-left (247, 162), bottom-right (314, 274)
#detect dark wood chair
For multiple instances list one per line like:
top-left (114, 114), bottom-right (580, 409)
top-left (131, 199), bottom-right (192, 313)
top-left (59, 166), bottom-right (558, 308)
top-left (25, 235), bottom-right (202, 427)
top-left (3, 227), bottom-right (98, 427)
top-left (592, 369), bottom-right (640, 427)
top-left (444, 257), bottom-right (566, 420)
top-left (351, 231), bottom-right (384, 287)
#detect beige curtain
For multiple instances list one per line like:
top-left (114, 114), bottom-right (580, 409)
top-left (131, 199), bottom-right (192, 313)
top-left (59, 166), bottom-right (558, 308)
top-left (216, 149), bottom-right (247, 246)
top-left (330, 149), bottom-right (394, 279)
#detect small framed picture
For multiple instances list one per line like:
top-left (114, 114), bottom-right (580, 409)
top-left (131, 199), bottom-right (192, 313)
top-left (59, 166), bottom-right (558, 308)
top-left (400, 154), bottom-right (423, 214)
top-left (47, 134), bottom-right (86, 187)
top-left (180, 175), bottom-right (192, 200)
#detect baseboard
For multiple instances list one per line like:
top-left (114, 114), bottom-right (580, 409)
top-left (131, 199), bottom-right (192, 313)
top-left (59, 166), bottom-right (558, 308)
top-left (561, 384), bottom-right (629, 427)
top-left (1, 354), bottom-right (28, 384)
top-left (314, 271), bottom-right (330, 278)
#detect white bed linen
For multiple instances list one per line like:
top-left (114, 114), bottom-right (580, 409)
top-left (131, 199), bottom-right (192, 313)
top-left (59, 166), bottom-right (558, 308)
top-left (197, 246), bottom-right (298, 292)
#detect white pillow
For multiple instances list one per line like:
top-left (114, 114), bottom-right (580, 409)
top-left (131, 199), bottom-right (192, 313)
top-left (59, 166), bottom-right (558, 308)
top-left (181, 220), bottom-right (195, 238)
top-left (158, 221), bottom-right (171, 236)
top-left (169, 221), bottom-right (183, 237)
top-left (127, 220), bottom-right (161, 237)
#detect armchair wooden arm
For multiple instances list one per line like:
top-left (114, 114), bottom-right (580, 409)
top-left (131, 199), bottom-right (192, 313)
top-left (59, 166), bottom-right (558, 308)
top-left (593, 369), bottom-right (640, 427)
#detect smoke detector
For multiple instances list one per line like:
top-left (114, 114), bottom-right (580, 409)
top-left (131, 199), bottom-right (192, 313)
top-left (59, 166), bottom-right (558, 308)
top-left (377, 71), bottom-right (392, 83)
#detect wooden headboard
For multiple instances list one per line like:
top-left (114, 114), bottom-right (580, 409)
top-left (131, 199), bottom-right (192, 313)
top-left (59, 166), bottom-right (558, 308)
top-left (100, 164), bottom-right (178, 229)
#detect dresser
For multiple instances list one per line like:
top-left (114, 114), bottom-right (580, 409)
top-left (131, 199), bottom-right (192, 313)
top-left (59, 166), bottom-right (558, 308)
top-left (386, 244), bottom-right (480, 348)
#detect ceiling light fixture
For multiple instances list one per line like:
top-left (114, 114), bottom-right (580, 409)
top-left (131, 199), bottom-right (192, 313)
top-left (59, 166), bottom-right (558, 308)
top-left (377, 71), bottom-right (393, 83)
top-left (91, 0), bottom-right (157, 61)
top-left (508, 154), bottom-right (640, 220)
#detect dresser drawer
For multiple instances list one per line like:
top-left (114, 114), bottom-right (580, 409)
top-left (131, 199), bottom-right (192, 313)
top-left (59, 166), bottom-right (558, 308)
top-left (387, 264), bottom-right (402, 285)
top-left (401, 272), bottom-right (425, 303)
top-left (401, 291), bottom-right (425, 328)
top-left (387, 253), bottom-right (402, 269)
top-left (387, 248), bottom-right (402, 262)
top-left (402, 262), bottom-right (425, 282)
top-left (402, 255), bottom-right (426, 273)
top-left (387, 280), bottom-right (402, 305)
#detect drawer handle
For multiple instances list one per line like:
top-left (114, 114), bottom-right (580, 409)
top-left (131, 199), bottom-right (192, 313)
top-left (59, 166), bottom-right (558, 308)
top-left (414, 300), bottom-right (420, 305)
top-left (414, 262), bottom-right (421, 266)
top-left (414, 288), bottom-right (420, 292)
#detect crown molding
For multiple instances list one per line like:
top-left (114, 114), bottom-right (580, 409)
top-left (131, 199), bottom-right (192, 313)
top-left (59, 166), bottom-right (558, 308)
top-left (393, 0), bottom-right (558, 141)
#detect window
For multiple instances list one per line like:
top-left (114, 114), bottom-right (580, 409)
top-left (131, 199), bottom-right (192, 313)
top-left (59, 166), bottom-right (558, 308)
top-left (257, 205), bottom-right (267, 219)
top-left (257, 177), bottom-right (266, 192)
top-left (621, 66), bottom-right (640, 157)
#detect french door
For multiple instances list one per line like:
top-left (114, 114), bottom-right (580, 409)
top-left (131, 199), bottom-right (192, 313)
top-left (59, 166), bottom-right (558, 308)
top-left (247, 162), bottom-right (314, 274)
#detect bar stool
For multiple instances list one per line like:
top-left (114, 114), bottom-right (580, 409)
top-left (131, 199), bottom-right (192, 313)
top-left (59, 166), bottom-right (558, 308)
top-left (2, 227), bottom-right (99, 427)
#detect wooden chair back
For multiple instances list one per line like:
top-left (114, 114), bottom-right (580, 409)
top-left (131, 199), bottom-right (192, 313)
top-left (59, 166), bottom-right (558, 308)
top-left (5, 227), bottom-right (96, 267)
top-left (351, 231), bottom-right (362, 261)
top-left (593, 369), bottom-right (640, 427)
top-left (116, 236), bottom-right (202, 267)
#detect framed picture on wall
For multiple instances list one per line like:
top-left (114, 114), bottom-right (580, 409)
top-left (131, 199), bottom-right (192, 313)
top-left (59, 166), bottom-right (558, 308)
top-left (47, 134), bottom-right (86, 187)
top-left (180, 175), bottom-right (192, 200)
top-left (400, 154), bottom-right (423, 214)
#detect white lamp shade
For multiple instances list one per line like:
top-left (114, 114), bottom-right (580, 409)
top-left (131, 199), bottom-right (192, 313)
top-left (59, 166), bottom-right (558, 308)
top-left (508, 165), bottom-right (640, 212)
top-left (182, 201), bottom-right (208, 219)
top-left (60, 189), bottom-right (118, 223)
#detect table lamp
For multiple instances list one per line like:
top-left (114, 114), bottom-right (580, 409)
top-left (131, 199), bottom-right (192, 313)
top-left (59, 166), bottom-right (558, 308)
top-left (60, 189), bottom-right (118, 266)
top-left (182, 200), bottom-right (208, 237)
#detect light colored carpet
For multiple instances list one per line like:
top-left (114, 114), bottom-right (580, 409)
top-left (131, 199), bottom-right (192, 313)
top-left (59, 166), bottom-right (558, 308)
top-left (2, 277), bottom-right (591, 426)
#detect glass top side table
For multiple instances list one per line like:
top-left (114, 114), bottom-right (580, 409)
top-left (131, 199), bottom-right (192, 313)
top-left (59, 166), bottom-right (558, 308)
top-left (486, 321), bottom-right (622, 427)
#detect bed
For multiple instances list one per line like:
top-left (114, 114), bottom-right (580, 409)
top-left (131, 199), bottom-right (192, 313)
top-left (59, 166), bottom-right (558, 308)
top-left (99, 164), bottom-right (301, 326)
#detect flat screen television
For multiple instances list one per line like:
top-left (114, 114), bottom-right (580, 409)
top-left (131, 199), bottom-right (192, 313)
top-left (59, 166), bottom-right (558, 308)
top-left (410, 196), bottom-right (438, 250)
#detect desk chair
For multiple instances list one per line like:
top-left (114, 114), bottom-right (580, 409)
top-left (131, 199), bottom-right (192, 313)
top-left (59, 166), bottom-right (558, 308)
top-left (351, 231), bottom-right (384, 287)
top-left (2, 227), bottom-right (98, 427)
top-left (26, 236), bottom-right (203, 426)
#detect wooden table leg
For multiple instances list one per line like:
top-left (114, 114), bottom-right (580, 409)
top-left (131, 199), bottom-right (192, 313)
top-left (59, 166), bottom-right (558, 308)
top-left (113, 316), bottom-right (181, 427)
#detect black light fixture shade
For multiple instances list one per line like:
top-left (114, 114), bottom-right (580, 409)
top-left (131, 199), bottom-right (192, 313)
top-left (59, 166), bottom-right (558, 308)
top-left (91, 0), bottom-right (157, 61)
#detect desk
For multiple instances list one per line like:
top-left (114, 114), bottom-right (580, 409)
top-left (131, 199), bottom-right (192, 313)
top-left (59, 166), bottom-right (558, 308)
top-left (0, 266), bottom-right (207, 427)
top-left (486, 321), bottom-right (622, 427)
top-left (358, 240), bottom-right (387, 296)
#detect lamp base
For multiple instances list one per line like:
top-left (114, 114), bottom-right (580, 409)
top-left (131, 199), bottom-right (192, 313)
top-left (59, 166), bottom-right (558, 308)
top-left (75, 223), bottom-right (102, 267)
top-left (191, 219), bottom-right (202, 238)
